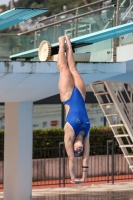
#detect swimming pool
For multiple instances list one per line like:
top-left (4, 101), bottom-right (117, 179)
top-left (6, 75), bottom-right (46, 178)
top-left (32, 191), bottom-right (133, 200)
top-left (0, 190), bottom-right (132, 199)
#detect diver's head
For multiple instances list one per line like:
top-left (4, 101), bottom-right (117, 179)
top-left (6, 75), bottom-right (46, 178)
top-left (73, 140), bottom-right (83, 157)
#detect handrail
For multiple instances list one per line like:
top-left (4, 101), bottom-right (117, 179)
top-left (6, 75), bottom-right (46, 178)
top-left (38, 0), bottom-right (111, 23)
top-left (103, 0), bottom-right (127, 29)
top-left (120, 17), bottom-right (133, 23)
top-left (19, 4), bottom-right (116, 36)
top-left (121, 2), bottom-right (133, 22)
top-left (0, 33), bottom-right (18, 36)
top-left (121, 0), bottom-right (127, 6)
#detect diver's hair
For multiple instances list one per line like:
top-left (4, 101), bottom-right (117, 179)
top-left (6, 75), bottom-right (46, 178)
top-left (74, 152), bottom-right (82, 157)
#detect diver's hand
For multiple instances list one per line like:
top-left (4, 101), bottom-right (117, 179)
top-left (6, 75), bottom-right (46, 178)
top-left (70, 180), bottom-right (75, 184)
top-left (74, 179), bottom-right (85, 184)
top-left (70, 179), bottom-right (85, 184)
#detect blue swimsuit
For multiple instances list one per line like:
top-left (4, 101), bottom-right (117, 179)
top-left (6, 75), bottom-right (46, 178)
top-left (63, 87), bottom-right (90, 138)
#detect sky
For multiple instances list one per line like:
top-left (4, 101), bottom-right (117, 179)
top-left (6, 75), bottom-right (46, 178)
top-left (0, 0), bottom-right (10, 5)
top-left (0, 0), bottom-right (17, 6)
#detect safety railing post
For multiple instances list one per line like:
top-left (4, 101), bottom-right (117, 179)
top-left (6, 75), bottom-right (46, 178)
top-left (63, 144), bottom-right (65, 187)
top-left (74, 9), bottom-right (79, 37)
top-left (107, 139), bottom-right (114, 184)
top-left (113, 0), bottom-right (120, 62)
top-left (112, 136), bottom-right (114, 184)
top-left (59, 142), bottom-right (65, 187)
top-left (116, 0), bottom-right (120, 26)
top-left (34, 31), bottom-right (37, 49)
top-left (107, 140), bottom-right (110, 183)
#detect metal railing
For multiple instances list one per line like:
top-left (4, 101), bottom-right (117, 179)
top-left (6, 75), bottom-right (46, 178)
top-left (19, 4), bottom-right (115, 36)
top-left (0, 1), bottom-right (116, 58)
top-left (1, 0), bottom-right (133, 61)
top-left (120, 0), bottom-right (133, 23)
top-left (32, 141), bottom-right (133, 187)
top-left (0, 134), bottom-right (133, 189)
top-left (37, 0), bottom-right (112, 24)
top-left (32, 134), bottom-right (133, 187)
top-left (19, 0), bottom-right (133, 36)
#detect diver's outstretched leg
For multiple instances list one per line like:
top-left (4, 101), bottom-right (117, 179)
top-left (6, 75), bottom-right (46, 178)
top-left (57, 36), bottom-right (74, 102)
top-left (65, 36), bottom-right (86, 99)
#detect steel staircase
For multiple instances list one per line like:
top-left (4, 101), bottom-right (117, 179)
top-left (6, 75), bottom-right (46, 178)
top-left (90, 81), bottom-right (133, 172)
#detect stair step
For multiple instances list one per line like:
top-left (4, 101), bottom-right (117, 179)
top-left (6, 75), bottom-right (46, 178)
top-left (110, 124), bottom-right (124, 127)
top-left (100, 103), bottom-right (114, 106)
top-left (94, 92), bottom-right (109, 96)
top-left (114, 134), bottom-right (129, 138)
top-left (91, 81), bottom-right (104, 85)
top-left (124, 155), bottom-right (133, 158)
top-left (120, 145), bottom-right (133, 147)
top-left (129, 165), bottom-right (133, 168)
top-left (105, 113), bottom-right (118, 117)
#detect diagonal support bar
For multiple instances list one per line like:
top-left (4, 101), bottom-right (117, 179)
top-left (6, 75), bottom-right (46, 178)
top-left (104, 81), bottom-right (133, 142)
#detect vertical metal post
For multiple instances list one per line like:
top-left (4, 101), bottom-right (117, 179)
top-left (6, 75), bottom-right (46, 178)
top-left (107, 139), bottom-right (114, 184)
top-left (104, 116), bottom-right (106, 126)
top-left (112, 136), bottom-right (114, 184)
top-left (71, 21), bottom-right (75, 38)
top-left (63, 144), bottom-right (65, 187)
top-left (59, 142), bottom-right (64, 187)
top-left (59, 143), bottom-right (61, 187)
top-left (116, 0), bottom-right (119, 26)
top-left (10, 0), bottom-right (14, 9)
top-left (34, 31), bottom-right (37, 49)
top-left (113, 8), bottom-right (117, 62)
top-left (75, 9), bottom-right (79, 37)
top-left (113, 0), bottom-right (119, 62)
top-left (107, 140), bottom-right (109, 183)
top-left (17, 35), bottom-right (21, 54)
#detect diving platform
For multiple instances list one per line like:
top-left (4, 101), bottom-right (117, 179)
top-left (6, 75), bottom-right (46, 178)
top-left (0, 8), bottom-right (48, 31)
top-left (10, 21), bottom-right (133, 60)
top-left (1, 59), bottom-right (133, 200)
top-left (0, 60), bottom-right (131, 102)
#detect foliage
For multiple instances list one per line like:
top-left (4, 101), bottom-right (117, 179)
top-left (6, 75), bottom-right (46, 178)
top-left (0, 126), bottom-right (116, 160)
top-left (0, 0), bottom-right (130, 16)
top-left (32, 126), bottom-right (115, 148)
top-left (33, 127), bottom-right (64, 149)
top-left (0, 130), bottom-right (4, 150)
top-left (2, 0), bottom-right (130, 17)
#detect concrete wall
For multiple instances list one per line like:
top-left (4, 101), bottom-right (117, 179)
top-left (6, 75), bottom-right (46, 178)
top-left (0, 154), bottom-right (131, 183)
top-left (117, 43), bottom-right (133, 62)
top-left (32, 154), bottom-right (131, 181)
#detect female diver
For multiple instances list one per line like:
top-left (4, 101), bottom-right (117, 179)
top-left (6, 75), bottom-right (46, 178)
top-left (57, 36), bottom-right (90, 184)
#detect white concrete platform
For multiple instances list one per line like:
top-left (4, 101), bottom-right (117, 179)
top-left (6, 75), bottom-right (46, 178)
top-left (0, 60), bottom-right (132, 102)
top-left (1, 60), bottom-right (133, 200)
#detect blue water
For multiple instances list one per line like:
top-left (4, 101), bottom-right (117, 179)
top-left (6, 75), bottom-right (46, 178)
top-left (32, 191), bottom-right (133, 200)
top-left (0, 191), bottom-right (132, 200)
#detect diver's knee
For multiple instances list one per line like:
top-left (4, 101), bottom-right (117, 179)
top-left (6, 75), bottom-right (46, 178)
top-left (58, 64), bottom-right (68, 71)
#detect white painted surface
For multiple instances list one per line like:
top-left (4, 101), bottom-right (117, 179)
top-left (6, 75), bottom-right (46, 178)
top-left (117, 43), bottom-right (133, 62)
top-left (4, 102), bottom-right (33, 200)
top-left (106, 60), bottom-right (133, 83)
top-left (0, 61), bottom-right (127, 102)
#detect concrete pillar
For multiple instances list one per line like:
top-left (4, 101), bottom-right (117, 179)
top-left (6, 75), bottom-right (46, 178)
top-left (4, 102), bottom-right (33, 200)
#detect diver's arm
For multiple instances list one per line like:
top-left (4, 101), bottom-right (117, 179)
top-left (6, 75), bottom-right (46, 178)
top-left (73, 134), bottom-right (90, 184)
top-left (81, 134), bottom-right (90, 181)
top-left (64, 133), bottom-right (75, 181)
